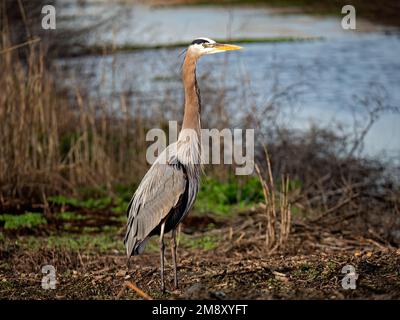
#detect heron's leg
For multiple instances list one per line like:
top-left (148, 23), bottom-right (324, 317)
top-left (159, 221), bottom-right (166, 293)
top-left (171, 228), bottom-right (178, 289)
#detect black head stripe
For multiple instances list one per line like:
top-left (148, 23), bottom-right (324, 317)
top-left (191, 39), bottom-right (210, 45)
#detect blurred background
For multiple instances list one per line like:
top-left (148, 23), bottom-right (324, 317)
top-left (0, 0), bottom-right (399, 299)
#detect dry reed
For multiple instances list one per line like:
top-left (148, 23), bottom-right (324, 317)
top-left (255, 144), bottom-right (291, 252)
top-left (0, 9), bottom-right (149, 200)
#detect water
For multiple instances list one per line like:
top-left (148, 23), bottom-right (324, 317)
top-left (57, 1), bottom-right (391, 45)
top-left (55, 1), bottom-right (400, 162)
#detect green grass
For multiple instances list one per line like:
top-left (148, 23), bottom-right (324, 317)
top-left (48, 195), bottom-right (113, 209)
top-left (110, 215), bottom-right (126, 223)
top-left (46, 175), bottom-right (266, 219)
top-left (111, 198), bottom-right (130, 214)
top-left (144, 233), bottom-right (221, 252)
top-left (0, 177), bottom-right (259, 254)
top-left (181, 234), bottom-right (220, 250)
top-left (194, 176), bottom-right (263, 216)
top-left (13, 232), bottom-right (218, 253)
top-left (49, 194), bottom-right (129, 216)
top-left (81, 226), bottom-right (101, 233)
top-left (56, 211), bottom-right (87, 221)
top-left (48, 184), bottom-right (134, 215)
top-left (0, 212), bottom-right (47, 230)
top-left (18, 234), bottom-right (123, 253)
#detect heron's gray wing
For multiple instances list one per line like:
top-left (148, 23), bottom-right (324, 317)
top-left (124, 160), bottom-right (186, 257)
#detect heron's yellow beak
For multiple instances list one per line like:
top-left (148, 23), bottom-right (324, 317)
top-left (211, 43), bottom-right (243, 53)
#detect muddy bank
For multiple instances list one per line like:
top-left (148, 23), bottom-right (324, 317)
top-left (1, 209), bottom-right (399, 300)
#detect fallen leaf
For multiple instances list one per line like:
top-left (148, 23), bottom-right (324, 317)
top-left (273, 271), bottom-right (289, 283)
top-left (116, 270), bottom-right (126, 277)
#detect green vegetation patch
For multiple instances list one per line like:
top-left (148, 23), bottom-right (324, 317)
top-left (194, 176), bottom-right (263, 216)
top-left (111, 198), bottom-right (130, 214)
top-left (49, 185), bottom-right (133, 214)
top-left (0, 212), bottom-right (47, 230)
top-left (181, 234), bottom-right (220, 251)
top-left (144, 233), bottom-right (221, 252)
top-left (19, 234), bottom-right (123, 253)
top-left (56, 211), bottom-right (87, 221)
top-left (48, 195), bottom-right (113, 209)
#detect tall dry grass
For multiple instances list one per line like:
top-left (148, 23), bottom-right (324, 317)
top-left (0, 19), bottom-right (150, 201)
top-left (0, 0), bottom-right (237, 202)
top-left (255, 145), bottom-right (291, 252)
top-left (0, 35), bottom-right (60, 198)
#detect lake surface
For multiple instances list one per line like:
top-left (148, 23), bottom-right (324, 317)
top-left (55, 1), bottom-right (400, 162)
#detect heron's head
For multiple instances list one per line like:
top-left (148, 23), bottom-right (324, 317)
top-left (188, 37), bottom-right (242, 57)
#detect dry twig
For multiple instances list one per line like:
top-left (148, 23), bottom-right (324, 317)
top-left (117, 281), bottom-right (153, 300)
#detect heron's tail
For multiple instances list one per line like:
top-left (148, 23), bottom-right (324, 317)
top-left (124, 230), bottom-right (148, 257)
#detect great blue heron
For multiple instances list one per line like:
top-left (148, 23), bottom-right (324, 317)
top-left (124, 37), bottom-right (242, 292)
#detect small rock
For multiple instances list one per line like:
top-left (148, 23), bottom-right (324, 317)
top-left (210, 291), bottom-right (226, 299)
top-left (183, 283), bottom-right (209, 299)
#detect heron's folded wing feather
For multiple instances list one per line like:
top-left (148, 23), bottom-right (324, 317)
top-left (124, 161), bottom-right (186, 256)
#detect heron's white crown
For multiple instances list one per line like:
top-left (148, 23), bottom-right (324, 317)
top-left (194, 37), bottom-right (216, 44)
top-left (189, 37), bottom-right (216, 56)
top-left (188, 37), bottom-right (242, 56)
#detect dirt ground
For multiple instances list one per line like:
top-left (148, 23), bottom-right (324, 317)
top-left (0, 208), bottom-right (399, 300)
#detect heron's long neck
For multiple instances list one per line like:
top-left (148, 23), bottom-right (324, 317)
top-left (182, 51), bottom-right (201, 134)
